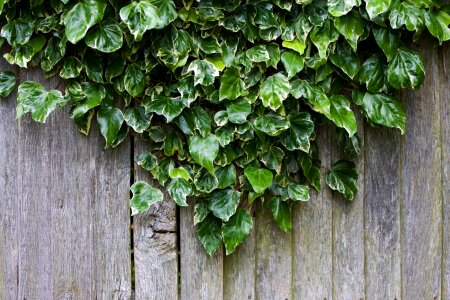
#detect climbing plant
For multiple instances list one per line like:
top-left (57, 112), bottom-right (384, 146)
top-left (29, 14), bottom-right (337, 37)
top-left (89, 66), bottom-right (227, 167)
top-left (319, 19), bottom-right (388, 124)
top-left (0, 0), bottom-right (448, 256)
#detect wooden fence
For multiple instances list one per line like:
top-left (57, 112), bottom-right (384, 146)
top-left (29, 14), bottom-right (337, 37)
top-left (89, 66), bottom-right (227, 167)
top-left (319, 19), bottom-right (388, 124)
top-left (0, 37), bottom-right (448, 300)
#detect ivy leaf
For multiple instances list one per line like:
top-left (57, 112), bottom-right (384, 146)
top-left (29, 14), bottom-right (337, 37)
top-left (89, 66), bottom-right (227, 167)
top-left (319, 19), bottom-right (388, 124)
top-left (144, 95), bottom-right (185, 122)
top-left (364, 0), bottom-right (393, 20)
top-left (85, 19), bottom-right (123, 53)
top-left (136, 152), bottom-right (158, 171)
top-left (270, 197), bottom-right (292, 232)
top-left (281, 50), bottom-right (304, 78)
top-left (372, 26), bottom-right (399, 61)
top-left (196, 215), bottom-right (222, 256)
top-left (244, 167), bottom-right (273, 193)
top-left (175, 106), bottom-right (212, 138)
top-left (124, 63), bottom-right (145, 97)
top-left (358, 54), bottom-right (387, 93)
top-left (246, 45), bottom-right (270, 62)
top-left (280, 112), bottom-right (314, 152)
top-left (222, 209), bottom-right (253, 255)
top-left (288, 183), bottom-right (310, 201)
top-left (329, 42), bottom-right (360, 79)
top-left (226, 99), bottom-right (252, 124)
top-left (130, 181), bottom-right (164, 215)
top-left (310, 19), bottom-right (339, 58)
top-left (328, 0), bottom-right (361, 17)
top-left (123, 105), bottom-right (152, 133)
top-left (188, 134), bottom-right (219, 175)
top-left (149, 0), bottom-right (177, 29)
top-left (119, 1), bottom-right (159, 41)
top-left (333, 11), bottom-right (365, 51)
top-left (71, 83), bottom-right (106, 119)
top-left (97, 106), bottom-right (124, 148)
top-left (389, 1), bottom-right (425, 32)
top-left (60, 57), bottom-right (82, 79)
top-left (194, 169), bottom-right (219, 193)
top-left (0, 71), bottom-right (16, 97)
top-left (258, 146), bottom-right (285, 173)
top-left (254, 113), bottom-right (290, 137)
top-left (167, 178), bottom-right (192, 206)
top-left (17, 81), bottom-right (66, 123)
top-left (425, 10), bottom-right (450, 45)
top-left (387, 47), bottom-right (425, 89)
top-left (258, 73), bottom-right (290, 111)
top-left (297, 151), bottom-right (321, 191)
top-left (219, 66), bottom-right (245, 100)
top-left (63, 0), bottom-right (107, 44)
top-left (194, 200), bottom-right (209, 226)
top-left (1, 19), bottom-right (34, 46)
top-left (187, 59), bottom-right (219, 86)
top-left (216, 164), bottom-right (237, 189)
top-left (207, 188), bottom-right (241, 222)
top-left (329, 95), bottom-right (357, 137)
top-left (355, 92), bottom-right (406, 134)
top-left (325, 160), bottom-right (358, 200)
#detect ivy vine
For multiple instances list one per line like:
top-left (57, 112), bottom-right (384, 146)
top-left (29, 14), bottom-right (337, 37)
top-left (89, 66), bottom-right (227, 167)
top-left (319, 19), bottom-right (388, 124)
top-left (0, 0), bottom-right (448, 256)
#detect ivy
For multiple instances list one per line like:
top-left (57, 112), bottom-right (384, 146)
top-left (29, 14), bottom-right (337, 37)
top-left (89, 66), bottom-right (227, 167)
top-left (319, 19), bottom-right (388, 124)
top-left (0, 0), bottom-right (448, 256)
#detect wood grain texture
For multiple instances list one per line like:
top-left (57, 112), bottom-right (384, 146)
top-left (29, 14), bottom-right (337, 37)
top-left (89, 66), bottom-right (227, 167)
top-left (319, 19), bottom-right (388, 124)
top-left (332, 114), bottom-right (365, 300)
top-left (292, 125), bottom-right (332, 299)
top-left (133, 137), bottom-right (178, 300)
top-left (180, 204), bottom-right (223, 300)
top-left (401, 38), bottom-right (443, 300)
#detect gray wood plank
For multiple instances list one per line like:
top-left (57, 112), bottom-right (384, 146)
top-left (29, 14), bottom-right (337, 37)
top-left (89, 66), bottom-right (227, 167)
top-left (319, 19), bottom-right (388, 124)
top-left (364, 125), bottom-right (402, 299)
top-left (401, 37), bottom-right (443, 299)
top-left (133, 137), bottom-right (178, 300)
top-left (332, 114), bottom-right (365, 299)
top-left (180, 204), bottom-right (223, 300)
top-left (293, 125), bottom-right (332, 299)
top-left (0, 61), bottom-right (19, 300)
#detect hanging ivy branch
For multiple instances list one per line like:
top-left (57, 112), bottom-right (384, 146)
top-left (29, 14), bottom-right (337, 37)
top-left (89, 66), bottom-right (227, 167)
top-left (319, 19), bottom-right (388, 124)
top-left (0, 0), bottom-right (448, 256)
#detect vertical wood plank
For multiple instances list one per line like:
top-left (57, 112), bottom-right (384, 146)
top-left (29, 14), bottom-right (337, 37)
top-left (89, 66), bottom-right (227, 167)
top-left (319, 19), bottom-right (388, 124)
top-left (332, 115), bottom-right (365, 299)
top-left (0, 61), bottom-right (19, 300)
top-left (363, 126), bottom-right (402, 299)
top-left (180, 205), bottom-right (223, 300)
top-left (401, 38), bottom-right (443, 299)
top-left (293, 126), bottom-right (332, 299)
top-left (133, 138), bottom-right (178, 299)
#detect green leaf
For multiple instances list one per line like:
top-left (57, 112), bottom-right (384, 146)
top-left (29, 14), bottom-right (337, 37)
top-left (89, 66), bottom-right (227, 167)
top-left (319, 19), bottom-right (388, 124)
top-left (169, 167), bottom-right (191, 180)
top-left (297, 151), bottom-right (321, 191)
top-left (194, 200), bottom-right (209, 226)
top-left (226, 99), bottom-right (252, 124)
top-left (387, 47), bottom-right (425, 89)
top-left (358, 54), bottom-right (387, 93)
top-left (325, 160), bottom-right (358, 200)
top-left (149, 0), bottom-right (177, 29)
top-left (219, 66), bottom-right (245, 100)
top-left (215, 164), bottom-right (237, 189)
top-left (187, 59), bottom-right (219, 86)
top-left (17, 81), bottom-right (65, 123)
top-left (356, 92), bottom-right (406, 134)
top-left (85, 19), bottom-right (123, 53)
top-left (329, 42), bottom-right (360, 79)
top-left (244, 167), bottom-right (273, 194)
top-left (270, 198), bottom-right (292, 232)
top-left (288, 184), bottom-right (310, 201)
top-left (119, 1), bottom-right (159, 41)
top-left (222, 209), bottom-right (253, 255)
top-left (254, 113), bottom-right (290, 137)
top-left (281, 50), bottom-right (304, 79)
top-left (0, 71), bottom-right (16, 97)
top-left (372, 26), bottom-right (399, 61)
top-left (246, 45), bottom-right (270, 62)
top-left (364, 0), bottom-right (393, 20)
top-left (130, 181), bottom-right (164, 215)
top-left (207, 188), bottom-right (241, 222)
top-left (167, 178), bottom-right (192, 206)
top-left (123, 106), bottom-right (152, 133)
top-left (333, 11), bottom-right (365, 51)
top-left (389, 1), bottom-right (425, 32)
top-left (194, 169), bottom-right (219, 193)
top-left (425, 10), bottom-right (450, 45)
top-left (124, 63), bottom-right (145, 97)
top-left (196, 215), bottom-right (222, 256)
top-left (258, 146), bottom-right (284, 173)
top-left (136, 152), bottom-right (158, 171)
top-left (63, 0), bottom-right (106, 44)
top-left (310, 19), bottom-right (340, 58)
top-left (280, 112), bottom-right (314, 152)
top-left (144, 95), bottom-right (185, 122)
top-left (329, 95), bottom-right (357, 137)
top-left (97, 106), bottom-right (124, 148)
top-left (328, 0), bottom-right (361, 17)
top-left (175, 106), bottom-right (211, 138)
top-left (188, 134), bottom-right (219, 175)
top-left (60, 57), bottom-right (82, 79)
top-left (1, 19), bottom-right (34, 46)
top-left (258, 73), bottom-right (290, 111)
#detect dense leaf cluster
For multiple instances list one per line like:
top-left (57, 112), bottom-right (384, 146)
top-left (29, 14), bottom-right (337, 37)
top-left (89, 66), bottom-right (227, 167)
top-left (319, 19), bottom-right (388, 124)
top-left (0, 0), bottom-right (448, 256)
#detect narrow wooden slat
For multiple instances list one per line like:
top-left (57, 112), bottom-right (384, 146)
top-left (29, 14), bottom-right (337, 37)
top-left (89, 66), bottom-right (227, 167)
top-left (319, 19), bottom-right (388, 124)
top-left (0, 61), bottom-right (19, 300)
top-left (401, 38), bottom-right (443, 299)
top-left (293, 126), bottom-right (332, 299)
top-left (180, 205), bottom-right (223, 300)
top-left (364, 126), bottom-right (402, 299)
top-left (133, 138), bottom-right (178, 299)
top-left (332, 114), bottom-right (365, 299)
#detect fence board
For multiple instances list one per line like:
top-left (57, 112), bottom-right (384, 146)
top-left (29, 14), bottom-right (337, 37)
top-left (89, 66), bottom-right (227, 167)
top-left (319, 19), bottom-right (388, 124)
top-left (401, 38), bottom-right (443, 299)
top-left (292, 126), bottom-right (332, 299)
top-left (133, 138), bottom-right (178, 299)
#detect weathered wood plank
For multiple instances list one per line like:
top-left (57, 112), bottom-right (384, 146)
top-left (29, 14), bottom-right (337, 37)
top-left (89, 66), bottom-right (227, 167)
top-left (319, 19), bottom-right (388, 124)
top-left (401, 38), bottom-right (443, 299)
top-left (364, 125), bottom-right (402, 299)
top-left (332, 114), bottom-right (365, 299)
top-left (180, 204), bottom-right (223, 300)
top-left (133, 137), bottom-right (178, 299)
top-left (293, 126), bottom-right (332, 299)
top-left (0, 61), bottom-right (19, 300)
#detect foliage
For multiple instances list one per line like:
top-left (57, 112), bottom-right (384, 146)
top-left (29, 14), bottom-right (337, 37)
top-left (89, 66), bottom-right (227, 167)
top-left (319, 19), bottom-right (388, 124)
top-left (0, 0), bottom-right (448, 256)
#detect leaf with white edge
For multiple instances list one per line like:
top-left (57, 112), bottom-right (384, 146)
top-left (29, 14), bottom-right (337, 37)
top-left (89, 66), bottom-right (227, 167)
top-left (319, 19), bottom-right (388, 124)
top-left (258, 73), bottom-right (290, 111)
top-left (124, 63), bottom-right (145, 97)
top-left (123, 105), bottom-right (152, 133)
top-left (364, 0), bottom-right (393, 20)
top-left (254, 113), bottom-right (290, 137)
top-left (145, 95), bottom-right (185, 122)
top-left (60, 57), bottom-right (82, 79)
top-left (196, 215), bottom-right (222, 256)
top-left (187, 59), bottom-right (219, 86)
top-left (17, 81), bottom-right (66, 123)
top-left (219, 66), bottom-right (245, 100)
top-left (97, 106), bottom-right (124, 148)
top-left (71, 82), bottom-right (106, 118)
top-left (119, 1), bottom-right (159, 41)
top-left (270, 197), bottom-right (292, 232)
top-left (0, 71), bottom-right (16, 97)
top-left (226, 99), bottom-right (252, 124)
top-left (194, 200), bottom-right (209, 226)
top-left (63, 0), bottom-right (106, 44)
top-left (130, 181), bottom-right (164, 215)
top-left (280, 112), bottom-right (314, 152)
top-left (328, 0), bottom-right (361, 17)
top-left (188, 134), bottom-right (219, 175)
top-left (207, 188), bottom-right (241, 222)
top-left (325, 160), bottom-right (358, 200)
top-left (1, 19), bottom-right (34, 45)
top-left (310, 19), bottom-right (339, 58)
top-left (148, 0), bottom-right (177, 29)
top-left (222, 209), bottom-right (253, 254)
top-left (167, 178), bottom-right (192, 206)
top-left (258, 146), bottom-right (284, 173)
top-left (246, 45), bottom-right (270, 62)
top-left (169, 167), bottom-right (191, 180)
top-left (85, 19), bottom-right (123, 53)
top-left (136, 152), bottom-right (158, 171)
top-left (244, 167), bottom-right (273, 193)
top-left (387, 47), bottom-right (425, 89)
top-left (288, 183), bottom-right (310, 201)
